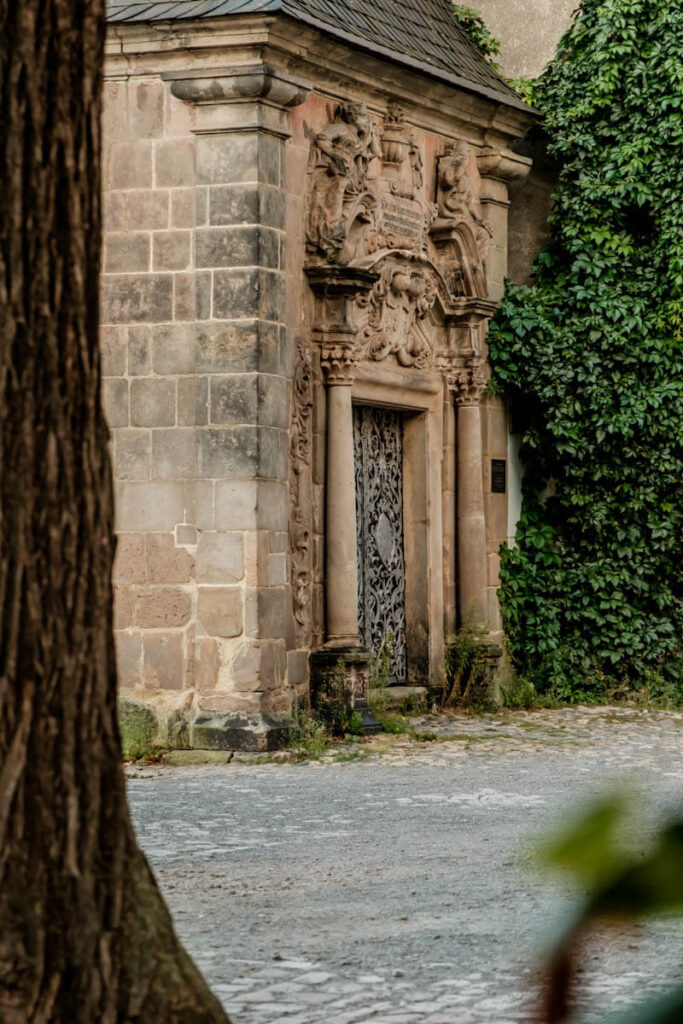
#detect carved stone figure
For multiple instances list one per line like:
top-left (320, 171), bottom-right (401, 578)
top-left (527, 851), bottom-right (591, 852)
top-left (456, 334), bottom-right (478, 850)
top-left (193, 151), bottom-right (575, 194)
top-left (289, 339), bottom-right (314, 633)
top-left (436, 141), bottom-right (492, 254)
top-left (360, 260), bottom-right (437, 368)
top-left (306, 101), bottom-right (381, 264)
top-left (409, 132), bottom-right (424, 192)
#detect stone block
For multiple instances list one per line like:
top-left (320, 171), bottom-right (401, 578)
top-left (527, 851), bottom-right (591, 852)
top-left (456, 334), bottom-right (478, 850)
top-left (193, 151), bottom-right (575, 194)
top-left (115, 481), bottom-right (185, 532)
top-left (209, 183), bottom-right (259, 226)
top-left (127, 190), bottom-right (169, 231)
top-left (178, 376), bottom-right (208, 427)
top-left (151, 428), bottom-right (196, 479)
top-left (195, 187), bottom-right (208, 225)
top-left (100, 325), bottom-right (127, 377)
top-left (115, 630), bottom-right (142, 689)
top-left (196, 272), bottom-right (212, 320)
top-left (195, 637), bottom-right (220, 692)
top-left (209, 374), bottom-right (256, 425)
top-left (155, 138), bottom-right (195, 188)
top-left (114, 584), bottom-right (136, 630)
top-left (113, 428), bottom-right (151, 481)
top-left (127, 326), bottom-right (150, 375)
top-left (102, 81), bottom-right (128, 143)
top-left (212, 268), bottom-right (284, 322)
top-left (230, 639), bottom-right (287, 692)
top-left (136, 587), bottom-right (191, 629)
top-left (174, 272), bottom-right (196, 322)
top-left (256, 426), bottom-right (288, 480)
top-left (257, 587), bottom-right (291, 642)
top-left (113, 533), bottom-right (146, 584)
top-left (269, 531), bottom-right (287, 553)
top-left (195, 226), bottom-right (279, 269)
top-left (196, 133), bottom-right (258, 186)
top-left (153, 230), bottom-right (191, 271)
top-left (268, 552), bottom-right (287, 586)
top-left (151, 323), bottom-right (196, 375)
top-left (213, 481), bottom-right (257, 531)
top-left (131, 378), bottom-right (175, 428)
top-left (191, 712), bottom-right (290, 752)
top-left (103, 191), bottom-right (127, 232)
top-left (182, 480), bottom-right (215, 531)
top-left (101, 275), bottom-right (173, 324)
top-left (146, 532), bottom-right (194, 584)
top-left (105, 231), bottom-right (150, 276)
top-left (197, 586), bottom-right (243, 638)
top-left (196, 532), bottom-right (244, 584)
top-left (130, 80), bottom-right (164, 139)
top-left (170, 188), bottom-right (195, 228)
top-left (288, 649), bottom-right (309, 688)
top-left (258, 374), bottom-right (289, 428)
top-left (109, 142), bottom-right (153, 190)
top-left (176, 524), bottom-right (197, 546)
top-left (196, 320), bottom-right (278, 375)
top-left (143, 632), bottom-right (184, 690)
top-left (102, 378), bottom-right (128, 429)
top-left (196, 427), bottom-right (257, 478)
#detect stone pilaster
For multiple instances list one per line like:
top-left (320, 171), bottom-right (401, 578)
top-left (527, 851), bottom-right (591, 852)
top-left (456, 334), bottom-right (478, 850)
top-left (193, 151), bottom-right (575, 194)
top-left (476, 148), bottom-right (531, 301)
top-left (162, 64), bottom-right (311, 744)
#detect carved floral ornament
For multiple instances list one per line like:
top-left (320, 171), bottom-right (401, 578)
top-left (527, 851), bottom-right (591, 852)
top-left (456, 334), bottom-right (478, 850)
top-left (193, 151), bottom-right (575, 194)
top-left (289, 339), bottom-right (314, 633)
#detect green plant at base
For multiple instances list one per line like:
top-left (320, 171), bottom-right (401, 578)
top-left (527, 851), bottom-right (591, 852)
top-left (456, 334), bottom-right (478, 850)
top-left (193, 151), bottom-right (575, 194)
top-left (288, 701), bottom-right (330, 758)
top-left (451, 4), bottom-right (501, 70)
top-left (443, 620), bottom-right (494, 709)
top-left (368, 633), bottom-right (394, 717)
top-left (489, 0), bottom-right (683, 699)
top-left (500, 675), bottom-right (537, 710)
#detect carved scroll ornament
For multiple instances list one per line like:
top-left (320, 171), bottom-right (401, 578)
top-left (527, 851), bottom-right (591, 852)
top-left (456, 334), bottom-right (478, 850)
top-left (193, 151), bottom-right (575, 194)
top-left (289, 339), bottom-right (314, 633)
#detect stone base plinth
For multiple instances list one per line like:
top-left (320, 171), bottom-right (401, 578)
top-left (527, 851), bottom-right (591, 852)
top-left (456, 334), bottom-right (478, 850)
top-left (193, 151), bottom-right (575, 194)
top-left (310, 645), bottom-right (382, 734)
top-left (191, 712), bottom-right (290, 752)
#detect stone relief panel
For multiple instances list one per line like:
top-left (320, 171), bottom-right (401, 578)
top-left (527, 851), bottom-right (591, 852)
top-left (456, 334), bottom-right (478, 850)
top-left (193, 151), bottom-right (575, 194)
top-left (289, 338), bottom-right (314, 640)
top-left (358, 259), bottom-right (437, 369)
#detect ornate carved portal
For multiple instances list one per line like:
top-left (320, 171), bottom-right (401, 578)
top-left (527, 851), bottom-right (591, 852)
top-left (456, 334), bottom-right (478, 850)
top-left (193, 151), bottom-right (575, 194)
top-left (353, 406), bottom-right (407, 683)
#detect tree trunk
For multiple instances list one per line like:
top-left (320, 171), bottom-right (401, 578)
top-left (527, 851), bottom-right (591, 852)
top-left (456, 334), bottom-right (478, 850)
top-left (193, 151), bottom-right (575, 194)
top-left (0, 3), bottom-right (229, 1020)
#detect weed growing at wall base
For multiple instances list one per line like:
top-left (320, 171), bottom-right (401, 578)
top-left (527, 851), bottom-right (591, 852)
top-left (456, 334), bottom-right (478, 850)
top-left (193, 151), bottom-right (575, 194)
top-left (489, 0), bottom-right (683, 698)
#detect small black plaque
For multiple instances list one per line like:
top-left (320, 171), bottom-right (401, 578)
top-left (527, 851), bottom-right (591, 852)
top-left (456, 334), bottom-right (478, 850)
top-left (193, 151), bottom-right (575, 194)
top-left (491, 459), bottom-right (506, 494)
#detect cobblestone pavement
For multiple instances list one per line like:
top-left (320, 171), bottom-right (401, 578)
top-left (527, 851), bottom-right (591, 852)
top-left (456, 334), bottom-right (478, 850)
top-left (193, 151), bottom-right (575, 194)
top-left (127, 708), bottom-right (683, 1023)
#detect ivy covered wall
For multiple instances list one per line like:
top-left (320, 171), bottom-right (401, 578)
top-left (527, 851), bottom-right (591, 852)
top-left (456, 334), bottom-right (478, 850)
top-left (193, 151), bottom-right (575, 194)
top-left (489, 0), bottom-right (683, 700)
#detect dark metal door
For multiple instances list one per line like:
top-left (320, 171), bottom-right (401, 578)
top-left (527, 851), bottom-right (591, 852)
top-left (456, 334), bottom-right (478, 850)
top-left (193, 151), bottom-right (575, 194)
top-left (353, 406), bottom-right (407, 682)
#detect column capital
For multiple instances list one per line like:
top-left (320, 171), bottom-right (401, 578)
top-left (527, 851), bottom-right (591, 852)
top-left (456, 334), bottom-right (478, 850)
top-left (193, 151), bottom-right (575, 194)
top-left (306, 266), bottom-right (379, 386)
top-left (164, 64), bottom-right (311, 137)
top-left (447, 367), bottom-right (488, 406)
top-left (476, 147), bottom-right (532, 207)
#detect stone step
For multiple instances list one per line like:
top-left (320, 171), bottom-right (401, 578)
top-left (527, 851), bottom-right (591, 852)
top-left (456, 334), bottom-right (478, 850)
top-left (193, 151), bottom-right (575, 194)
top-left (369, 685), bottom-right (428, 709)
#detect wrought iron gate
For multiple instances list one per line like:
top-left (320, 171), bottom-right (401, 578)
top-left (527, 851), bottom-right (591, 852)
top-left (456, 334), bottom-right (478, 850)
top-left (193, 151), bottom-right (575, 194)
top-left (353, 406), bottom-right (407, 683)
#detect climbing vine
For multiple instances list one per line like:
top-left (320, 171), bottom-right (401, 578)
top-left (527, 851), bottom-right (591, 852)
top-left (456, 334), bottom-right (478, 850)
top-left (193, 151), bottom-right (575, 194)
top-left (451, 4), bottom-right (502, 69)
top-left (488, 0), bottom-right (683, 699)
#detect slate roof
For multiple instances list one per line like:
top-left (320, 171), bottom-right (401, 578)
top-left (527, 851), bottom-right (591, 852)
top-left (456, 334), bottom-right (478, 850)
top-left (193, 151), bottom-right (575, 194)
top-left (105, 0), bottom-right (528, 112)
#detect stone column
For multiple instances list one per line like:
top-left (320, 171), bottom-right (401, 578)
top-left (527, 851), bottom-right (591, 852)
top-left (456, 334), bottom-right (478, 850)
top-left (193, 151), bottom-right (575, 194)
top-left (454, 385), bottom-right (488, 625)
top-left (306, 267), bottom-right (380, 727)
top-left (325, 373), bottom-right (360, 646)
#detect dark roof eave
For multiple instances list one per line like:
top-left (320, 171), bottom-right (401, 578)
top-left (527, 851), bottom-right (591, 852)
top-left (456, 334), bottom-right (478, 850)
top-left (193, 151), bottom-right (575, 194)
top-left (276, 10), bottom-right (533, 116)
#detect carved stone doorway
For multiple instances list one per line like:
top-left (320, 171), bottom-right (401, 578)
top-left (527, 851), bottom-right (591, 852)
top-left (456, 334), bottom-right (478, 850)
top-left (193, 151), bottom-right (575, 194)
top-left (353, 405), bottom-right (407, 683)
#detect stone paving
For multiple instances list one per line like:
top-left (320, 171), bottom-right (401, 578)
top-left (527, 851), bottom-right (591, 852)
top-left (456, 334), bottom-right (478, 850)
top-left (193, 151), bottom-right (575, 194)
top-left (127, 708), bottom-right (683, 1023)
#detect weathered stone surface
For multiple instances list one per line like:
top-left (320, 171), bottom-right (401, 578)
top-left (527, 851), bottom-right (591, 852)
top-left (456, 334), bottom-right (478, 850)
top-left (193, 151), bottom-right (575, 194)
top-left (129, 80), bottom-right (164, 139)
top-left (212, 268), bottom-right (284, 321)
top-left (153, 230), bottom-right (192, 271)
top-left (196, 320), bottom-right (278, 375)
top-left (130, 378), bottom-right (175, 427)
top-left (155, 137), bottom-right (195, 187)
top-left (115, 630), bottom-right (142, 689)
top-left (177, 376), bottom-right (208, 427)
top-left (104, 231), bottom-right (150, 273)
top-left (195, 637), bottom-right (220, 691)
top-left (195, 226), bottom-right (279, 269)
top-left (151, 322), bottom-right (196, 375)
top-left (109, 141), bottom-right (153, 190)
top-left (196, 133), bottom-right (259, 186)
top-left (173, 271), bottom-right (196, 321)
top-left (114, 428), bottom-right (151, 481)
top-left (116, 481), bottom-right (185, 532)
top-left (127, 325), bottom-right (151, 374)
top-left (152, 428), bottom-right (196, 479)
top-left (209, 375), bottom-right (256, 425)
top-left (209, 183), bottom-right (286, 230)
top-left (136, 587), bottom-right (191, 628)
top-left (197, 586), bottom-right (243, 638)
top-left (146, 532), bottom-right (195, 583)
top-left (231, 639), bottom-right (287, 692)
top-left (257, 587), bottom-right (292, 641)
top-left (191, 712), bottom-right (290, 751)
top-left (196, 531), bottom-right (244, 584)
top-left (102, 378), bottom-right (129, 428)
top-left (196, 427), bottom-right (257, 478)
top-left (117, 697), bottom-right (158, 759)
top-left (127, 189), bottom-right (169, 230)
top-left (171, 188), bottom-right (196, 228)
top-left (100, 325), bottom-right (127, 376)
top-left (114, 532), bottom-right (146, 584)
top-left (142, 631), bottom-right (185, 690)
top-left (114, 584), bottom-right (136, 629)
top-left (101, 274), bottom-right (173, 324)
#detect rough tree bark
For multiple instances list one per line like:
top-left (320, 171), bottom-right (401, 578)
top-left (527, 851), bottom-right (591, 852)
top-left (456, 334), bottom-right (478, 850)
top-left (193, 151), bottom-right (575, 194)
top-left (0, 2), bottom-right (230, 1021)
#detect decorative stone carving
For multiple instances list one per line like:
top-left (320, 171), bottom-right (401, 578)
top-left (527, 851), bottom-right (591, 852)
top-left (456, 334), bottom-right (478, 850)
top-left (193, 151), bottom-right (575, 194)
top-left (409, 132), bottom-right (424, 192)
top-left (448, 366), bottom-right (488, 406)
top-left (289, 339), bottom-right (314, 634)
top-left (305, 101), bottom-right (382, 264)
top-left (359, 259), bottom-right (437, 369)
top-left (319, 343), bottom-right (359, 385)
top-left (380, 101), bottom-right (410, 169)
top-left (431, 141), bottom-right (493, 298)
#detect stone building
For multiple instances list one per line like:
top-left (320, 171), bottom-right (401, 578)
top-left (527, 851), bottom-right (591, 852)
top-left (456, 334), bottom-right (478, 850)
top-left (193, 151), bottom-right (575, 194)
top-left (103, 0), bottom-right (534, 748)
